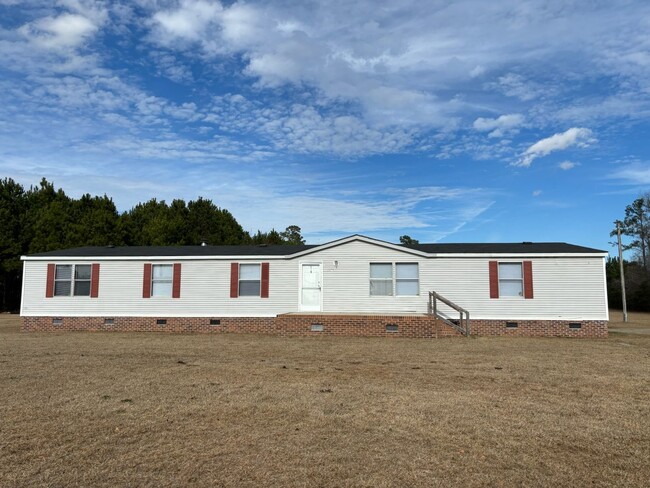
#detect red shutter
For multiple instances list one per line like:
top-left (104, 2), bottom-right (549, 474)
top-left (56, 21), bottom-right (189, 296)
top-left (489, 261), bottom-right (499, 299)
top-left (261, 262), bottom-right (269, 298)
top-left (172, 263), bottom-right (182, 298)
top-left (46, 263), bottom-right (55, 298)
top-left (523, 261), bottom-right (534, 299)
top-left (90, 263), bottom-right (100, 298)
top-left (143, 263), bottom-right (152, 298)
top-left (230, 263), bottom-right (239, 298)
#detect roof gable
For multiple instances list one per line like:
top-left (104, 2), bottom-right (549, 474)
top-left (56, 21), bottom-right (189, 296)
top-left (287, 234), bottom-right (430, 259)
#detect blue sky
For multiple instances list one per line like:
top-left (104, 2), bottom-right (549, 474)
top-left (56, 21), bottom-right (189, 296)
top-left (1, 0), bottom-right (649, 251)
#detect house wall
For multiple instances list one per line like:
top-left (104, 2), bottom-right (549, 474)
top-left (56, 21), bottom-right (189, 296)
top-left (20, 239), bottom-right (608, 321)
top-left (295, 240), bottom-right (608, 320)
top-left (21, 258), bottom-right (298, 317)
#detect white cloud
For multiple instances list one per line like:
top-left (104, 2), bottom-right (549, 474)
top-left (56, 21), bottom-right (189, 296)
top-left (149, 51), bottom-right (194, 83)
top-left (213, 184), bottom-right (495, 243)
top-left (608, 163), bottom-right (650, 184)
top-left (269, 105), bottom-right (414, 156)
top-left (558, 160), bottom-right (578, 170)
top-left (152, 0), bottom-right (222, 43)
top-left (515, 128), bottom-right (596, 167)
top-left (18, 13), bottom-right (98, 50)
top-left (206, 95), bottom-right (415, 157)
top-left (470, 65), bottom-right (486, 78)
top-left (1, 0), bottom-right (649, 181)
top-left (140, 0), bottom-right (650, 157)
top-left (473, 113), bottom-right (524, 138)
top-left (532, 190), bottom-right (542, 197)
top-left (489, 73), bottom-right (550, 101)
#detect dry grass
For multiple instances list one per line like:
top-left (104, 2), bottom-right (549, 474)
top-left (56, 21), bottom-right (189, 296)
top-left (608, 309), bottom-right (650, 330)
top-left (1, 313), bottom-right (649, 487)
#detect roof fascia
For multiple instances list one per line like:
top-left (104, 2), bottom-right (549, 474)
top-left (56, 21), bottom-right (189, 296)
top-left (427, 252), bottom-right (609, 258)
top-left (21, 254), bottom-right (292, 261)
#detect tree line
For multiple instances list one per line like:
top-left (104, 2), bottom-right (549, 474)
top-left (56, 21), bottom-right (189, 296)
top-left (0, 178), bottom-right (305, 312)
top-left (608, 193), bottom-right (650, 312)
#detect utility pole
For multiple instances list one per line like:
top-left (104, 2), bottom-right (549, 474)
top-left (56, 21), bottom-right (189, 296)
top-left (616, 221), bottom-right (628, 323)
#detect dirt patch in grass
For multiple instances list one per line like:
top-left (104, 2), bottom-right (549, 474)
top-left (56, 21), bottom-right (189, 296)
top-left (2, 314), bottom-right (648, 487)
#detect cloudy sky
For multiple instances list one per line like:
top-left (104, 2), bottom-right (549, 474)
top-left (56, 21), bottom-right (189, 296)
top-left (1, 0), bottom-right (649, 250)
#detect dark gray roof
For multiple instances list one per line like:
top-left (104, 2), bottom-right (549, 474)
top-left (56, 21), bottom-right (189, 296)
top-left (28, 244), bottom-right (318, 258)
top-left (408, 242), bottom-right (606, 254)
top-left (26, 240), bottom-right (605, 258)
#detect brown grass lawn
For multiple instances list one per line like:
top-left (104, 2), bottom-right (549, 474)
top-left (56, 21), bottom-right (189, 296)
top-left (608, 309), bottom-right (650, 330)
top-left (1, 313), bottom-right (649, 487)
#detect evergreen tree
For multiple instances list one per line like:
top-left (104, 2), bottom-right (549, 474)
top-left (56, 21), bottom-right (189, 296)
top-left (280, 225), bottom-right (305, 245)
top-left (186, 198), bottom-right (247, 245)
top-left (613, 194), bottom-right (650, 269)
top-left (0, 178), bottom-right (27, 311)
top-left (399, 235), bottom-right (419, 246)
top-left (609, 193), bottom-right (650, 311)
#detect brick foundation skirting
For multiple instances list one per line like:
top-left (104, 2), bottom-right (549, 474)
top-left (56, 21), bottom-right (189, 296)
top-left (471, 319), bottom-right (608, 338)
top-left (274, 314), bottom-right (461, 338)
top-left (20, 315), bottom-right (607, 338)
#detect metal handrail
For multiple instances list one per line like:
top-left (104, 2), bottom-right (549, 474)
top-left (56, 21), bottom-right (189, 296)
top-left (428, 291), bottom-right (470, 336)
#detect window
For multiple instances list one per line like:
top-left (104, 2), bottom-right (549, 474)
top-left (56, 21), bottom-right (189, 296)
top-left (54, 264), bottom-right (91, 296)
top-left (498, 263), bottom-right (523, 297)
top-left (239, 264), bottom-right (261, 296)
top-left (151, 264), bottom-right (173, 297)
top-left (370, 263), bottom-right (393, 296)
top-left (396, 263), bottom-right (419, 296)
top-left (370, 263), bottom-right (419, 296)
top-left (74, 265), bottom-right (91, 296)
top-left (54, 265), bottom-right (72, 296)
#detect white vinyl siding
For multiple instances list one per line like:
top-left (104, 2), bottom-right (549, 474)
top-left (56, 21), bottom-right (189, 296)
top-left (23, 259), bottom-right (298, 317)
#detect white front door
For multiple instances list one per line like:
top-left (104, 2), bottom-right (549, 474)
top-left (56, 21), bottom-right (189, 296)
top-left (300, 263), bottom-right (322, 311)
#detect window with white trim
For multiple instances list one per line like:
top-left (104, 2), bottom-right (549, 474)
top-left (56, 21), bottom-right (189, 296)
top-left (54, 264), bottom-right (91, 296)
top-left (370, 263), bottom-right (393, 296)
top-left (498, 262), bottom-right (523, 297)
top-left (239, 264), bottom-right (261, 296)
top-left (370, 263), bottom-right (419, 296)
top-left (151, 264), bottom-right (173, 297)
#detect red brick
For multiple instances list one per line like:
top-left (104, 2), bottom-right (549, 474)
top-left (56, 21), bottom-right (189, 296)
top-left (20, 315), bottom-right (607, 338)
